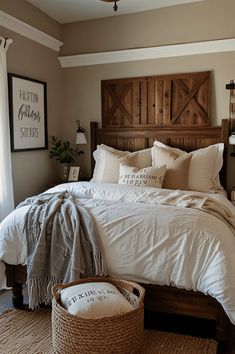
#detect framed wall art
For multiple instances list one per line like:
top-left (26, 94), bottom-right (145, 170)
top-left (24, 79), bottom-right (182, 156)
top-left (68, 166), bottom-right (80, 182)
top-left (8, 73), bottom-right (48, 152)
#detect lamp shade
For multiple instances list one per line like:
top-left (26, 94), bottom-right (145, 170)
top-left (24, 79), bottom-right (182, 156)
top-left (76, 132), bottom-right (87, 144)
top-left (229, 135), bottom-right (235, 145)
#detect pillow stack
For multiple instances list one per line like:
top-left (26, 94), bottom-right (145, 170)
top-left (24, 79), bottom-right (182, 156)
top-left (153, 140), bottom-right (224, 193)
top-left (91, 142), bottom-right (224, 193)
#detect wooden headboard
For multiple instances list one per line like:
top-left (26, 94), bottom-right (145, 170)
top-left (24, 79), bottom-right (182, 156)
top-left (90, 120), bottom-right (229, 188)
top-left (91, 71), bottom-right (230, 188)
top-left (101, 71), bottom-right (211, 127)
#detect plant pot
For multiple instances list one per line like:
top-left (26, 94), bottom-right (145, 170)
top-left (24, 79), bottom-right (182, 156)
top-left (60, 164), bottom-right (70, 182)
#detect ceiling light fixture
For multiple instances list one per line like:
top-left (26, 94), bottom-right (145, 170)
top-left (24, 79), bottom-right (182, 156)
top-left (101, 0), bottom-right (119, 12)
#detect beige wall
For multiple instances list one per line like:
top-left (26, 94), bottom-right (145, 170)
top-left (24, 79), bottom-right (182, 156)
top-left (1, 0), bottom-right (235, 202)
top-left (0, 0), bottom-right (62, 40)
top-left (0, 1), bottom-right (63, 205)
top-left (61, 0), bottom-right (235, 55)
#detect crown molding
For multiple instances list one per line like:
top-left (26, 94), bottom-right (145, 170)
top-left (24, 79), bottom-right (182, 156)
top-left (59, 38), bottom-right (235, 68)
top-left (0, 10), bottom-right (63, 52)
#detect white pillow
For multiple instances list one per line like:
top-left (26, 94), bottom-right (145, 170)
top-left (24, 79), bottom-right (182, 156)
top-left (92, 144), bottom-right (152, 183)
top-left (153, 140), bottom-right (224, 193)
top-left (60, 282), bottom-right (133, 319)
top-left (92, 145), bottom-right (129, 182)
top-left (119, 164), bottom-right (166, 188)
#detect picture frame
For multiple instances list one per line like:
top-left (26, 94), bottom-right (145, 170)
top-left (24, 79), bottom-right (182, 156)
top-left (8, 73), bottom-right (48, 152)
top-left (68, 166), bottom-right (80, 182)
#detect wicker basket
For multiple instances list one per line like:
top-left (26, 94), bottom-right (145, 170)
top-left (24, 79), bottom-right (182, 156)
top-left (52, 277), bottom-right (145, 354)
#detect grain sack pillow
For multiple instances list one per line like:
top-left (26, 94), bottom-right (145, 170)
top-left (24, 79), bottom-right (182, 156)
top-left (153, 140), bottom-right (224, 192)
top-left (151, 146), bottom-right (192, 190)
top-left (119, 164), bottom-right (166, 188)
top-left (120, 148), bottom-right (152, 170)
top-left (60, 282), bottom-right (133, 319)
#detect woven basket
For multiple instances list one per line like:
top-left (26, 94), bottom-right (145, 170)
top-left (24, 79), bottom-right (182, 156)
top-left (52, 277), bottom-right (145, 354)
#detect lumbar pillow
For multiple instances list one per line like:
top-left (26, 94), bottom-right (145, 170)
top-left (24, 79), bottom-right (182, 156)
top-left (119, 164), bottom-right (166, 188)
top-left (151, 146), bottom-right (192, 190)
top-left (60, 282), bottom-right (133, 319)
top-left (153, 140), bottom-right (224, 192)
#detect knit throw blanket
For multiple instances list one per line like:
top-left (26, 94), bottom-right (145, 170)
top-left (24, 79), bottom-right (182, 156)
top-left (18, 192), bottom-right (107, 309)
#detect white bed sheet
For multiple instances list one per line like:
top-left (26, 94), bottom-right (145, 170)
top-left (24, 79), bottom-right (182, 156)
top-left (1, 181), bottom-right (235, 324)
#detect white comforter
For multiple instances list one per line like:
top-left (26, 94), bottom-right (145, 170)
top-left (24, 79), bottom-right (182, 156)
top-left (1, 181), bottom-right (235, 323)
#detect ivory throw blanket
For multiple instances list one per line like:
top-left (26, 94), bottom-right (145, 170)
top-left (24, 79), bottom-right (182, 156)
top-left (18, 191), bottom-right (107, 309)
top-left (136, 190), bottom-right (235, 233)
top-left (1, 182), bottom-right (235, 323)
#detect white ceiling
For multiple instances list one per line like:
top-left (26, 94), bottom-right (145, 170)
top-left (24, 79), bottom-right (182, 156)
top-left (26, 0), bottom-right (204, 24)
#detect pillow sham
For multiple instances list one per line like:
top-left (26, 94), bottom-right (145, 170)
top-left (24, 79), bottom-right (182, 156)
top-left (151, 147), bottom-right (192, 190)
top-left (60, 282), bottom-right (133, 319)
top-left (119, 164), bottom-right (166, 188)
top-left (92, 144), bottom-right (129, 182)
top-left (92, 144), bottom-right (152, 183)
top-left (153, 140), bottom-right (224, 192)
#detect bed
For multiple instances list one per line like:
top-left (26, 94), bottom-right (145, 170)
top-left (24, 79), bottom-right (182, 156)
top-left (1, 71), bottom-right (235, 348)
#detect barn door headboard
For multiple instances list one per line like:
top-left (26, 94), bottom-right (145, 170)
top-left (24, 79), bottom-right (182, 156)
top-left (101, 71), bottom-right (211, 128)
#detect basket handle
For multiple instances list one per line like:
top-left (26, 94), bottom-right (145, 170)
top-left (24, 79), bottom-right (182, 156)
top-left (122, 280), bottom-right (145, 303)
top-left (132, 283), bottom-right (145, 303)
top-left (51, 283), bottom-right (64, 300)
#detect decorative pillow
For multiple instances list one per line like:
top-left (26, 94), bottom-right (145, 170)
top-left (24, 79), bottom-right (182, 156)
top-left (119, 164), bottom-right (166, 188)
top-left (92, 148), bottom-right (125, 183)
top-left (151, 146), bottom-right (192, 190)
top-left (92, 144), bottom-right (152, 183)
top-left (60, 282), bottom-right (133, 319)
top-left (92, 145), bottom-right (129, 182)
top-left (153, 140), bottom-right (224, 192)
top-left (120, 148), bottom-right (152, 170)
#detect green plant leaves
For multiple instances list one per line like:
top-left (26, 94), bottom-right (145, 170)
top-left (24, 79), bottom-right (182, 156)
top-left (48, 135), bottom-right (83, 164)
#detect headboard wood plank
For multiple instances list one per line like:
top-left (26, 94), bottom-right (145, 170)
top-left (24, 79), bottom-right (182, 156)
top-left (101, 71), bottom-right (211, 128)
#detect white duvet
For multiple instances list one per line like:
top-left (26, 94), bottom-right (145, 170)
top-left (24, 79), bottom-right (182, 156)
top-left (1, 181), bottom-right (235, 324)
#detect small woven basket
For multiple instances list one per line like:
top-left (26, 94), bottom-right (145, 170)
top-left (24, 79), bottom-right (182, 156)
top-left (51, 277), bottom-right (145, 354)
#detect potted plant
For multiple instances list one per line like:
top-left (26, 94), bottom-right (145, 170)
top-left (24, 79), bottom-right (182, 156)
top-left (49, 136), bottom-right (84, 181)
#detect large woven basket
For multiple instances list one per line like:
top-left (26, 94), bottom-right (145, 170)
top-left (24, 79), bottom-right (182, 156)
top-left (52, 276), bottom-right (145, 354)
